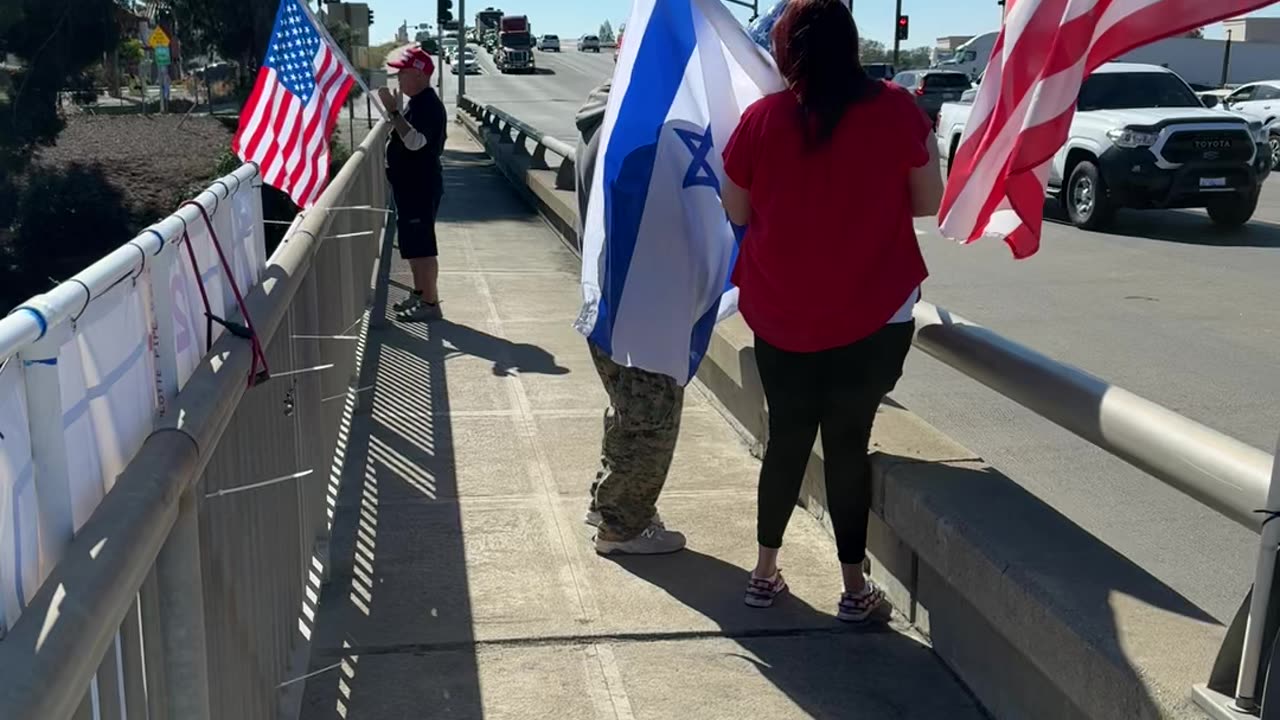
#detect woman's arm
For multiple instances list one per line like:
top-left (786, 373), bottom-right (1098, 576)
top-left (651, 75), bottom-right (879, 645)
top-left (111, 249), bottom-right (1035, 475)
top-left (722, 177), bottom-right (751, 226)
top-left (910, 137), bottom-right (945, 217)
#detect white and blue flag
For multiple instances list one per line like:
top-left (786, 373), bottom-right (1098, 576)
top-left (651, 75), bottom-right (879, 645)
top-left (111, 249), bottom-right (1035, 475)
top-left (575, 0), bottom-right (784, 385)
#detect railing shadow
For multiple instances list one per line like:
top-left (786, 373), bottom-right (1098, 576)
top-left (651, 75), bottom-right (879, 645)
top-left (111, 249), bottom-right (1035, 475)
top-left (299, 220), bottom-right (485, 717)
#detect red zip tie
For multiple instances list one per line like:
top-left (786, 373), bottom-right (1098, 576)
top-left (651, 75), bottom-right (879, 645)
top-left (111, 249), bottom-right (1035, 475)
top-left (180, 200), bottom-right (270, 387)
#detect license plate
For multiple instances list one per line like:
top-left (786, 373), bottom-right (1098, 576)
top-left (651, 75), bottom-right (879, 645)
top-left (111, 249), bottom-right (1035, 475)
top-left (1200, 177), bottom-right (1228, 188)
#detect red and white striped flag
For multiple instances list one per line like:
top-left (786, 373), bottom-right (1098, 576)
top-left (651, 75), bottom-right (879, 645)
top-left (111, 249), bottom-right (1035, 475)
top-left (938, 0), bottom-right (1277, 259)
top-left (232, 0), bottom-right (359, 208)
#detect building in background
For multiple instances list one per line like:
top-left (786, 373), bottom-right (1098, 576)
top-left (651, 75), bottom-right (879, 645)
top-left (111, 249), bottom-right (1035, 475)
top-left (323, 1), bottom-right (372, 47)
top-left (396, 21), bottom-right (409, 44)
top-left (1222, 16), bottom-right (1280, 43)
top-left (932, 35), bottom-right (973, 66)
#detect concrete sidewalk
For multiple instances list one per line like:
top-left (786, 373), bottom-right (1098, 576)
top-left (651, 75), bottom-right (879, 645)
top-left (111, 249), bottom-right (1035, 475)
top-left (298, 132), bottom-right (985, 719)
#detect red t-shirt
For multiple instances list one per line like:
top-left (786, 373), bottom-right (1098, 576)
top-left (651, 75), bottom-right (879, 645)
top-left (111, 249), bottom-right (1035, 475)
top-left (722, 82), bottom-right (931, 353)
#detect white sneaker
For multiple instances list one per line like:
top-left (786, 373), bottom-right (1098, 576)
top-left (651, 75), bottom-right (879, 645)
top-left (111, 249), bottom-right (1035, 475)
top-left (594, 522), bottom-right (686, 555)
top-left (584, 509), bottom-right (663, 528)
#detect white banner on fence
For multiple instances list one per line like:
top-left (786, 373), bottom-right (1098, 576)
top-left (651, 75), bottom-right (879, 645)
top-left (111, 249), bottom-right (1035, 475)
top-left (0, 360), bottom-right (38, 636)
top-left (168, 187), bottom-right (266, 389)
top-left (60, 278), bottom-right (158, 531)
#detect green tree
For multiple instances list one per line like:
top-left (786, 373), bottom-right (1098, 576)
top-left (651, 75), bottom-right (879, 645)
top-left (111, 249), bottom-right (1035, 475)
top-left (898, 47), bottom-right (933, 70)
top-left (598, 20), bottom-right (615, 43)
top-left (168, 0), bottom-right (277, 83)
top-left (859, 38), bottom-right (889, 63)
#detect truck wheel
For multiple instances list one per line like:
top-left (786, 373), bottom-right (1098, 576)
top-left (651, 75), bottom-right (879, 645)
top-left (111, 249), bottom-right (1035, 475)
top-left (1207, 191), bottom-right (1259, 227)
top-left (1066, 161), bottom-right (1114, 231)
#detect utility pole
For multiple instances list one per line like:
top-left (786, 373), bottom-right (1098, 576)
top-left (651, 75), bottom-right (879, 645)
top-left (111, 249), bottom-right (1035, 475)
top-left (437, 23), bottom-right (445, 95)
top-left (892, 0), bottom-right (903, 67)
top-left (457, 0), bottom-right (466, 101)
top-left (1221, 29), bottom-right (1233, 88)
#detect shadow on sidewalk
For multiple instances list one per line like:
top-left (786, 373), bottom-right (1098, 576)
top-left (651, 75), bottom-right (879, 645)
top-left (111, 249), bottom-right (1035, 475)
top-left (610, 550), bottom-right (975, 719)
top-left (434, 319), bottom-right (570, 377)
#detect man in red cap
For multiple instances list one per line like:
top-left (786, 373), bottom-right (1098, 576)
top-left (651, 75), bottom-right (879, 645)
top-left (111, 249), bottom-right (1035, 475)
top-left (379, 45), bottom-right (448, 322)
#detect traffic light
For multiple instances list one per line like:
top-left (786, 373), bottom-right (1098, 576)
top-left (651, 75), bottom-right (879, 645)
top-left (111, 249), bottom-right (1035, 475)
top-left (438, 0), bottom-right (453, 24)
top-left (896, 15), bottom-right (909, 41)
top-left (367, 8), bottom-right (374, 25)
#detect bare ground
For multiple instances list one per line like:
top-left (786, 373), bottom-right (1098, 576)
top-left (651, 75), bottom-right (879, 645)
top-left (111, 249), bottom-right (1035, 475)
top-left (34, 113), bottom-right (234, 222)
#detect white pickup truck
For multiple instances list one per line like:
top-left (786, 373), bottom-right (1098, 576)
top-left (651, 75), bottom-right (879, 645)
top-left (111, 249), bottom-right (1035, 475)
top-left (935, 62), bottom-right (1272, 230)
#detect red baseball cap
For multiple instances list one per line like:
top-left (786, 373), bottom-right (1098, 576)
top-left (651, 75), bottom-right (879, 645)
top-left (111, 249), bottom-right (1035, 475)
top-left (387, 45), bottom-right (435, 76)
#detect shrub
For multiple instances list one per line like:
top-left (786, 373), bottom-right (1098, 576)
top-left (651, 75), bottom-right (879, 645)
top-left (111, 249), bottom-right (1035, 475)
top-left (1, 162), bottom-right (133, 309)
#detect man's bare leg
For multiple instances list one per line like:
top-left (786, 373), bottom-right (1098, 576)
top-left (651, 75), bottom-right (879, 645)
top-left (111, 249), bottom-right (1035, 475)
top-left (410, 257), bottom-right (439, 304)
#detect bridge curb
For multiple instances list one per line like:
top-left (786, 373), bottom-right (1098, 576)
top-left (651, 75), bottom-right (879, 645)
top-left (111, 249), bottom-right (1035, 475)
top-left (454, 104), bottom-right (1225, 720)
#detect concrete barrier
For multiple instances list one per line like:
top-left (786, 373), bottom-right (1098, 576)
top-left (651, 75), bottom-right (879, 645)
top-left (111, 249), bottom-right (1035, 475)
top-left (456, 108), bottom-right (1230, 720)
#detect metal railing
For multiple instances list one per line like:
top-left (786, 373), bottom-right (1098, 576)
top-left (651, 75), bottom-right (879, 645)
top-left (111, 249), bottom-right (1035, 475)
top-left (455, 101), bottom-right (1280, 718)
top-left (0, 120), bottom-right (391, 720)
top-left (459, 96), bottom-right (577, 192)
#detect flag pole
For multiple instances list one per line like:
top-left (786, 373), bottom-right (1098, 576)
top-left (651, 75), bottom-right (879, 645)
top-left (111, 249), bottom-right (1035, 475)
top-left (300, 0), bottom-right (386, 117)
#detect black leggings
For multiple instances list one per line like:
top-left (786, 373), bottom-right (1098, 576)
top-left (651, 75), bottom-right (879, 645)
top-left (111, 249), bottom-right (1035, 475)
top-left (754, 323), bottom-right (914, 564)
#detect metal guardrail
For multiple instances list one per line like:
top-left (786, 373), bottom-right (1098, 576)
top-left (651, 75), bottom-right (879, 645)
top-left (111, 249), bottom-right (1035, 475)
top-left (458, 102), bottom-right (1280, 718)
top-left (0, 120), bottom-right (392, 720)
top-left (459, 96), bottom-right (577, 192)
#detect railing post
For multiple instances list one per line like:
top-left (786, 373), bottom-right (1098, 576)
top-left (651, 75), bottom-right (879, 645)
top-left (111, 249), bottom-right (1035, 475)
top-left (555, 154), bottom-right (577, 192)
top-left (530, 143), bottom-right (551, 170)
top-left (152, 487), bottom-right (210, 720)
top-left (1234, 432), bottom-right (1280, 713)
top-left (18, 317), bottom-right (75, 571)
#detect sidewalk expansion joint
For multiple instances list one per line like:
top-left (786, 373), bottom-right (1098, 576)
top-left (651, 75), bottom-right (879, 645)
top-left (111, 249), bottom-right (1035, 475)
top-left (314, 624), bottom-right (909, 659)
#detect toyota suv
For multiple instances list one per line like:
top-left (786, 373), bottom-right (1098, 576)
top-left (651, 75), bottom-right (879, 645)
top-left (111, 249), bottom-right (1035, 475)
top-left (936, 63), bottom-right (1270, 229)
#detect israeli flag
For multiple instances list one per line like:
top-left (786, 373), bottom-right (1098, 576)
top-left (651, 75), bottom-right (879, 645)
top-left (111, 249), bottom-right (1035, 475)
top-left (575, 0), bottom-right (784, 385)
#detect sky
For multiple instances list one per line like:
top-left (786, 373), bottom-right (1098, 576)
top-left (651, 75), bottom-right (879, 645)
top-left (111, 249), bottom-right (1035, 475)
top-left (365, 0), bottom-right (1280, 48)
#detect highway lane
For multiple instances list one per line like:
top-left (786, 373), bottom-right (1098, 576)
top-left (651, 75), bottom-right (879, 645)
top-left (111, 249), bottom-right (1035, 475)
top-left (433, 44), bottom-right (616, 145)
top-left (430, 48), bottom-right (1280, 623)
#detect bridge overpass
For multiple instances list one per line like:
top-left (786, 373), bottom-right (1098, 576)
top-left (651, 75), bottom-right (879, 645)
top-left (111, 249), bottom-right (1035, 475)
top-left (0, 43), bottom-right (1279, 720)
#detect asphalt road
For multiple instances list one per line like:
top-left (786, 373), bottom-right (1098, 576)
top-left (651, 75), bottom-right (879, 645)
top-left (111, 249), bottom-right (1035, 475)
top-left (426, 44), bottom-right (1279, 624)
top-left (432, 44), bottom-right (617, 143)
top-left (899, 191), bottom-right (1280, 624)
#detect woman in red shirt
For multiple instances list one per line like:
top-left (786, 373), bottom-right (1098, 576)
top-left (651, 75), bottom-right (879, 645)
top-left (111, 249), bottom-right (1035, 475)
top-left (722, 0), bottom-right (944, 622)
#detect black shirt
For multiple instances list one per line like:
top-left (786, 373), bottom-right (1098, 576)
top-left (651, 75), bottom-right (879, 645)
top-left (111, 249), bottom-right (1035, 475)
top-left (386, 88), bottom-right (447, 188)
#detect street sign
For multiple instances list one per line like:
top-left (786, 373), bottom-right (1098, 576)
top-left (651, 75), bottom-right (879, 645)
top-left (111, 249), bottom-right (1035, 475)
top-left (148, 26), bottom-right (170, 48)
top-left (155, 46), bottom-right (171, 66)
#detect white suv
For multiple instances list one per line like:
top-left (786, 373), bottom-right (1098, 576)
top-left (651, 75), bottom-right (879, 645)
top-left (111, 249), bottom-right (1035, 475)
top-left (579, 35), bottom-right (601, 53)
top-left (936, 63), bottom-right (1270, 230)
top-left (538, 34), bottom-right (561, 52)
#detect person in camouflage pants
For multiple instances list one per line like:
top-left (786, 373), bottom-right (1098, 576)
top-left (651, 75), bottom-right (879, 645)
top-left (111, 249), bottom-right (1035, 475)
top-left (577, 80), bottom-right (688, 555)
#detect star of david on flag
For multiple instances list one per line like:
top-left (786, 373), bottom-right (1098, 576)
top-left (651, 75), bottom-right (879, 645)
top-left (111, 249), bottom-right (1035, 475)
top-left (575, 0), bottom-right (784, 385)
top-left (232, 0), bottom-right (366, 208)
top-left (674, 127), bottom-right (720, 191)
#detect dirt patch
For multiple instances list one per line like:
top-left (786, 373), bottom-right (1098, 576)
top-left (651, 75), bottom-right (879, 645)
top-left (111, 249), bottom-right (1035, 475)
top-left (34, 113), bottom-right (234, 222)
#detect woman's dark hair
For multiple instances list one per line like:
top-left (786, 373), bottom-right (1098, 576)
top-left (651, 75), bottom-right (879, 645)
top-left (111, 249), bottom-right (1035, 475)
top-left (770, 0), bottom-right (879, 146)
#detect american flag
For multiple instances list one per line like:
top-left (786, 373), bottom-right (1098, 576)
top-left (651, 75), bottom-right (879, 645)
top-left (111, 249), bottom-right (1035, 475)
top-left (938, 0), bottom-right (1277, 259)
top-left (232, 0), bottom-right (357, 208)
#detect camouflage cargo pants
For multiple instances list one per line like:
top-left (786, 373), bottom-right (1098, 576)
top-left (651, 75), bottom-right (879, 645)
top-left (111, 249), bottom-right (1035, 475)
top-left (587, 342), bottom-right (684, 540)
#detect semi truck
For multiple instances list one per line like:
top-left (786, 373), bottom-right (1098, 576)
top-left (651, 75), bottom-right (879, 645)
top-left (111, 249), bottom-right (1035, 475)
top-left (475, 8), bottom-right (503, 34)
top-left (495, 15), bottom-right (536, 73)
